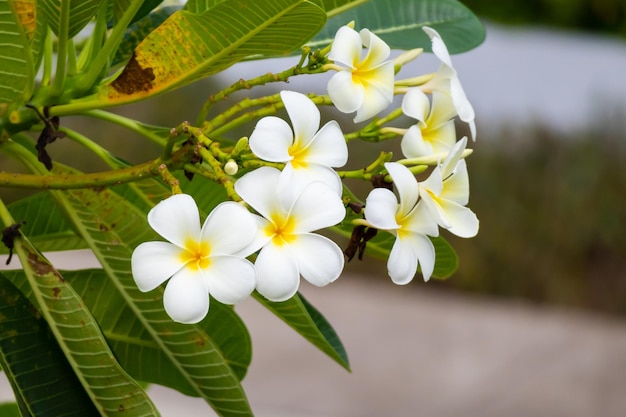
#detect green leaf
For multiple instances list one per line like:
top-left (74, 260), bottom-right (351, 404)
top-left (60, 268), bottom-right (252, 392)
top-left (1, 192), bottom-right (86, 254)
top-left (0, 1), bottom-right (35, 112)
top-left (9, 240), bottom-right (159, 416)
top-left (254, 292), bottom-right (350, 370)
top-left (97, 0), bottom-right (327, 106)
top-left (0, 403), bottom-right (21, 417)
top-left (40, 0), bottom-right (102, 38)
top-left (112, 0), bottom-right (163, 25)
top-left (309, 0), bottom-right (367, 18)
top-left (310, 0), bottom-right (486, 53)
top-left (0, 272), bottom-right (100, 416)
top-left (186, 0), bottom-right (365, 17)
top-left (45, 174), bottom-right (254, 416)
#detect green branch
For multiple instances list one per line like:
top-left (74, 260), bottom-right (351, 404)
top-left (195, 53), bottom-right (328, 125)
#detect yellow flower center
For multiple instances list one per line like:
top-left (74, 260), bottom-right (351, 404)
top-left (288, 140), bottom-right (309, 169)
top-left (180, 239), bottom-right (211, 271)
top-left (265, 213), bottom-right (297, 246)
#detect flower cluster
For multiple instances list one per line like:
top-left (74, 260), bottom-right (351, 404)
top-left (131, 25), bottom-right (479, 323)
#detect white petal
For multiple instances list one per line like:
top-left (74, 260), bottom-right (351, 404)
top-left (202, 256), bottom-right (256, 305)
top-left (232, 213), bottom-right (273, 257)
top-left (303, 120), bottom-right (347, 167)
top-left (401, 125), bottom-right (433, 158)
top-left (437, 199), bottom-right (479, 238)
top-left (419, 181), bottom-right (450, 229)
top-left (388, 233), bottom-right (435, 284)
top-left (413, 233), bottom-right (436, 282)
top-left (327, 70), bottom-right (364, 114)
top-left (200, 202), bottom-right (257, 255)
top-left (289, 181), bottom-right (345, 233)
top-left (441, 159), bottom-right (469, 205)
top-left (385, 162), bottom-right (419, 219)
top-left (450, 76), bottom-right (475, 125)
top-left (403, 200), bottom-right (440, 237)
top-left (402, 88), bottom-right (431, 122)
top-left (364, 188), bottom-right (400, 230)
top-left (255, 243), bottom-right (300, 302)
top-left (420, 165), bottom-right (444, 197)
top-left (441, 136), bottom-right (467, 178)
top-left (359, 29), bottom-right (391, 67)
top-left (234, 167), bottom-right (282, 220)
top-left (353, 61), bottom-right (395, 123)
top-left (248, 116), bottom-right (294, 162)
top-left (278, 163), bottom-right (343, 209)
top-left (290, 233), bottom-right (344, 287)
top-left (163, 267), bottom-right (209, 324)
top-left (328, 25), bottom-right (362, 67)
top-left (281, 91), bottom-right (320, 148)
top-left (426, 121), bottom-right (457, 155)
top-left (131, 242), bottom-right (184, 292)
top-left (353, 74), bottom-right (394, 122)
top-left (387, 236), bottom-right (418, 285)
top-left (148, 194), bottom-right (201, 248)
top-left (429, 91), bottom-right (458, 127)
top-left (423, 27), bottom-right (454, 70)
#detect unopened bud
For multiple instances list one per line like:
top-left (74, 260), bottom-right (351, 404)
top-left (224, 159), bottom-right (238, 175)
top-left (393, 48), bottom-right (423, 72)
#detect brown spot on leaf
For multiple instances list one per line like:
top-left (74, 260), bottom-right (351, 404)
top-left (52, 287), bottom-right (61, 298)
top-left (111, 53), bottom-right (155, 95)
top-left (26, 251), bottom-right (65, 282)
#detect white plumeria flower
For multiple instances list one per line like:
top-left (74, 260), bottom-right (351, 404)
top-left (131, 194), bottom-right (257, 324)
top-left (421, 26), bottom-right (476, 140)
top-left (234, 167), bottom-right (346, 302)
top-left (327, 26), bottom-right (395, 123)
top-left (248, 90), bottom-right (347, 203)
top-left (418, 137), bottom-right (479, 238)
top-left (401, 88), bottom-right (458, 158)
top-left (364, 162), bottom-right (439, 284)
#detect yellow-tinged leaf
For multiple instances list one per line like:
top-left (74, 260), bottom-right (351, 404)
top-left (98, 0), bottom-right (326, 106)
top-left (10, 0), bottom-right (36, 40)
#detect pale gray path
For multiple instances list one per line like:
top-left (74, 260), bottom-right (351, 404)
top-left (148, 275), bottom-right (626, 417)
top-left (2, 270), bottom-right (626, 416)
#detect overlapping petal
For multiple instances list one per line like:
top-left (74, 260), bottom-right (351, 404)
top-left (163, 267), bottom-right (209, 324)
top-left (401, 89), bottom-right (458, 158)
top-left (289, 181), bottom-right (346, 233)
top-left (131, 242), bottom-right (185, 292)
top-left (388, 233), bottom-right (435, 284)
top-left (148, 194), bottom-right (201, 248)
top-left (131, 194), bottom-right (258, 323)
top-left (203, 256), bottom-right (256, 305)
top-left (281, 90), bottom-right (320, 146)
top-left (364, 188), bottom-right (401, 230)
top-left (234, 166), bottom-right (283, 219)
top-left (418, 138), bottom-right (478, 237)
top-left (385, 162), bottom-right (418, 218)
top-left (254, 243), bottom-right (300, 302)
top-left (303, 120), bottom-right (347, 167)
top-left (236, 167), bottom-right (345, 301)
top-left (290, 233), bottom-right (344, 287)
top-left (327, 26), bottom-right (394, 122)
top-left (422, 26), bottom-right (477, 140)
top-left (201, 202), bottom-right (257, 256)
top-left (248, 116), bottom-right (294, 162)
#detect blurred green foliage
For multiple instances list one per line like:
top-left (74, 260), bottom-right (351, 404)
top-left (439, 122), bottom-right (626, 315)
top-left (462, 0), bottom-right (626, 36)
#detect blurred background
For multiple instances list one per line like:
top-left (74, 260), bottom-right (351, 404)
top-left (1, 1), bottom-right (626, 415)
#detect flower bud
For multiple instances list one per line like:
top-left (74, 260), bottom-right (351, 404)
top-left (224, 159), bottom-right (238, 175)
